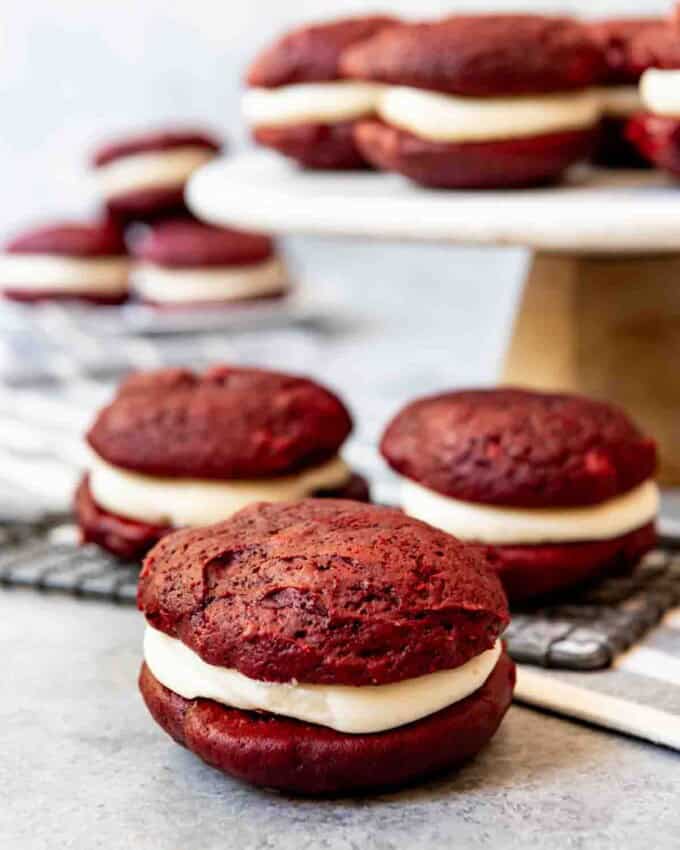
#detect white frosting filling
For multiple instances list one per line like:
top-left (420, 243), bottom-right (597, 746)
top-left (594, 85), bottom-right (643, 118)
top-left (400, 479), bottom-right (659, 545)
top-left (0, 254), bottom-right (129, 294)
top-left (242, 82), bottom-right (385, 128)
top-left (377, 86), bottom-right (601, 142)
top-left (640, 69), bottom-right (680, 117)
top-left (94, 146), bottom-right (216, 199)
top-left (143, 625), bottom-right (501, 734)
top-left (89, 452), bottom-right (351, 526)
top-left (132, 256), bottom-right (287, 304)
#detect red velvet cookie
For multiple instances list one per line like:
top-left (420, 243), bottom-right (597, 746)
top-left (354, 121), bottom-right (595, 190)
top-left (586, 18), bottom-right (662, 167)
top-left (341, 15), bottom-right (603, 188)
top-left (381, 388), bottom-right (657, 602)
top-left (245, 16), bottom-right (398, 170)
top-left (1, 219), bottom-right (129, 304)
top-left (91, 128), bottom-right (221, 219)
top-left (76, 366), bottom-right (367, 559)
top-left (137, 499), bottom-right (513, 793)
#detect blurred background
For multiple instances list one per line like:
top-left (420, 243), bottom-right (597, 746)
top-left (0, 0), bottom-right (675, 511)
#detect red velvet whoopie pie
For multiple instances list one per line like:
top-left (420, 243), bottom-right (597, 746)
top-left (381, 388), bottom-right (658, 602)
top-left (91, 128), bottom-right (221, 219)
top-left (587, 17), bottom-right (663, 167)
top-left (138, 499), bottom-right (514, 795)
top-left (0, 219), bottom-right (129, 304)
top-left (76, 365), bottom-right (368, 559)
top-left (625, 22), bottom-right (680, 176)
top-left (130, 218), bottom-right (288, 307)
top-left (341, 14), bottom-right (605, 188)
top-left (243, 16), bottom-right (398, 169)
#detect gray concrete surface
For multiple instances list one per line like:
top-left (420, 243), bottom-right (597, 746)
top-left (2, 591), bottom-right (678, 850)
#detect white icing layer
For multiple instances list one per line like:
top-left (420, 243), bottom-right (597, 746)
top-left (132, 257), bottom-right (287, 304)
top-left (594, 85), bottom-right (643, 118)
top-left (377, 86), bottom-right (601, 142)
top-left (640, 69), bottom-right (680, 117)
top-left (400, 479), bottom-right (659, 545)
top-left (89, 453), bottom-right (351, 526)
top-left (94, 146), bottom-right (216, 199)
top-left (143, 625), bottom-right (501, 734)
top-left (0, 254), bottom-right (129, 295)
top-left (242, 82), bottom-right (384, 128)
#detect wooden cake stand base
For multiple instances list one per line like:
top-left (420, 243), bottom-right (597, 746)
top-left (503, 253), bottom-right (680, 484)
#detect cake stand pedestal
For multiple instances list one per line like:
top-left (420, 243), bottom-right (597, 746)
top-left (188, 152), bottom-right (680, 483)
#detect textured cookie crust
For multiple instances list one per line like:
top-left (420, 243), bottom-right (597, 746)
top-left (253, 121), bottom-right (370, 169)
top-left (341, 15), bottom-right (605, 96)
top-left (354, 120), bottom-right (595, 188)
top-left (139, 650), bottom-right (515, 795)
top-left (74, 473), bottom-right (371, 560)
top-left (92, 129), bottom-right (221, 168)
top-left (626, 21), bottom-right (680, 73)
top-left (138, 499), bottom-right (509, 686)
top-left (485, 521), bottom-right (656, 602)
top-left (6, 221), bottom-right (126, 258)
top-left (587, 18), bottom-right (663, 84)
top-left (246, 16), bottom-right (398, 88)
top-left (381, 388), bottom-right (656, 508)
top-left (87, 365), bottom-right (353, 479)
top-left (134, 219), bottom-right (274, 268)
top-left (627, 113), bottom-right (680, 175)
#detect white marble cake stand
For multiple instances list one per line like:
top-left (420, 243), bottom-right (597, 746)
top-left (188, 152), bottom-right (680, 483)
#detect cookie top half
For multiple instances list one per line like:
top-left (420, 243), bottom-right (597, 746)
top-left (87, 366), bottom-right (352, 479)
top-left (138, 499), bottom-right (508, 686)
top-left (341, 14), bottom-right (605, 96)
top-left (381, 388), bottom-right (656, 508)
top-left (246, 15), bottom-right (399, 88)
top-left (92, 128), bottom-right (221, 168)
top-left (6, 220), bottom-right (126, 257)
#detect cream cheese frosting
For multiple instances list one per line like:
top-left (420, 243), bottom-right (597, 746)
top-left (132, 257), bottom-right (287, 304)
top-left (94, 146), bottom-right (216, 199)
top-left (0, 254), bottom-right (129, 294)
top-left (640, 69), bottom-right (680, 117)
top-left (88, 452), bottom-right (351, 527)
top-left (143, 625), bottom-right (502, 734)
top-left (400, 479), bottom-right (659, 545)
top-left (242, 82), bottom-right (385, 128)
top-left (376, 86), bottom-right (601, 143)
top-left (594, 85), bottom-right (643, 118)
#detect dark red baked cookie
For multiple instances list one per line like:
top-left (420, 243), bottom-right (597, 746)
top-left (587, 18), bottom-right (663, 84)
top-left (138, 499), bottom-right (509, 685)
top-left (354, 120), bottom-right (596, 189)
top-left (592, 116), bottom-right (651, 169)
top-left (246, 16), bottom-right (399, 88)
top-left (381, 388), bottom-right (656, 508)
top-left (627, 112), bottom-right (680, 176)
top-left (341, 15), bottom-right (605, 96)
top-left (139, 648), bottom-right (515, 795)
top-left (92, 129), bottom-right (221, 168)
top-left (252, 121), bottom-right (369, 170)
top-left (133, 218), bottom-right (274, 268)
top-left (6, 220), bottom-right (126, 258)
top-left (74, 472), bottom-right (370, 560)
top-left (484, 521), bottom-right (656, 602)
top-left (88, 365), bottom-right (352, 479)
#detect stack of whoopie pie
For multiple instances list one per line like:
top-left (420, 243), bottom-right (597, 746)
top-left (381, 388), bottom-right (658, 602)
top-left (76, 365), bottom-right (368, 559)
top-left (138, 499), bottom-right (515, 794)
top-left (243, 16), bottom-right (398, 169)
